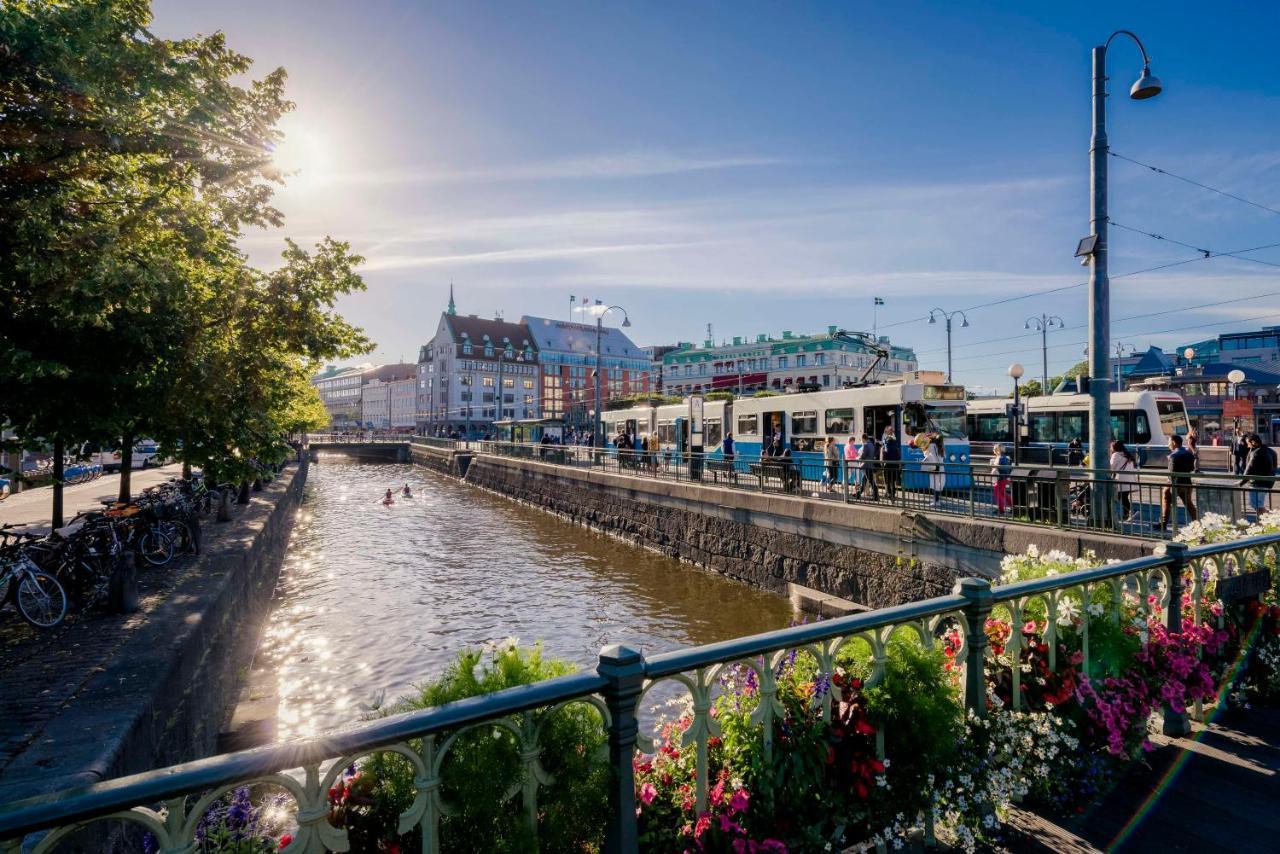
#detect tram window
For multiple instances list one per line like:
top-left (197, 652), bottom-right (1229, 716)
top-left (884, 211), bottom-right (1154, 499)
top-left (705, 418), bottom-right (723, 447)
top-left (1156, 401), bottom-right (1189, 437)
top-left (657, 421), bottom-right (675, 444)
top-left (971, 413), bottom-right (1012, 442)
top-left (902, 403), bottom-right (927, 438)
top-left (791, 411), bottom-right (818, 435)
top-left (864, 406), bottom-right (896, 440)
top-left (1059, 412), bottom-right (1088, 444)
top-left (736, 413), bottom-right (758, 436)
top-left (1028, 413), bottom-right (1057, 443)
top-left (825, 408), bottom-right (854, 434)
top-left (1134, 412), bottom-right (1152, 444)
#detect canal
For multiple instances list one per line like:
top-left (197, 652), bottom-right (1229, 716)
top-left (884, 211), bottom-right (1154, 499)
top-left (258, 459), bottom-right (795, 739)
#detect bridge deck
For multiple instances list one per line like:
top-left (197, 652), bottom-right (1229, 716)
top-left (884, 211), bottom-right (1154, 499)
top-left (1007, 705), bottom-right (1280, 853)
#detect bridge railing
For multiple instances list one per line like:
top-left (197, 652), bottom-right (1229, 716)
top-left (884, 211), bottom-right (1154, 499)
top-left (473, 440), bottom-right (1278, 540)
top-left (307, 433), bottom-right (412, 445)
top-left (2, 531), bottom-right (1274, 852)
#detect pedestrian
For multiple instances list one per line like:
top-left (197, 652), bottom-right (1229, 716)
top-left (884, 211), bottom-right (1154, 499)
top-left (844, 435), bottom-right (859, 487)
top-left (1240, 433), bottom-right (1276, 520)
top-left (856, 434), bottom-right (879, 500)
top-left (821, 437), bottom-right (839, 493)
top-left (991, 443), bottom-right (1012, 514)
top-left (1233, 431), bottom-right (1249, 475)
top-left (1067, 437), bottom-right (1084, 467)
top-left (923, 434), bottom-right (944, 505)
top-left (1160, 434), bottom-right (1197, 532)
top-left (723, 430), bottom-right (735, 466)
top-left (881, 426), bottom-right (900, 500)
top-left (1110, 440), bottom-right (1138, 522)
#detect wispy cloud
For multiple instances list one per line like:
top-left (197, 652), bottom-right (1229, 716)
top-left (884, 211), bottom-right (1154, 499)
top-left (314, 151), bottom-right (792, 188)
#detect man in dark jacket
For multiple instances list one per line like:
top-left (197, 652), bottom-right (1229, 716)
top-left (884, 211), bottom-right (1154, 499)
top-left (1160, 434), bottom-right (1197, 531)
top-left (880, 427), bottom-right (900, 500)
top-left (1241, 433), bottom-right (1276, 518)
top-left (855, 434), bottom-right (879, 500)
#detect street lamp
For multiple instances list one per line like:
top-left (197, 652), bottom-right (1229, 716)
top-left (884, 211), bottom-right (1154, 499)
top-left (1008, 362), bottom-right (1025, 466)
top-left (1082, 30), bottom-right (1162, 523)
top-left (592, 305), bottom-right (631, 447)
top-left (1025, 314), bottom-right (1065, 392)
top-left (929, 307), bottom-right (969, 382)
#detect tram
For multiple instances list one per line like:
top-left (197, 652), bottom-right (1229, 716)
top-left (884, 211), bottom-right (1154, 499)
top-left (965, 390), bottom-right (1190, 467)
top-left (601, 380), bottom-right (972, 489)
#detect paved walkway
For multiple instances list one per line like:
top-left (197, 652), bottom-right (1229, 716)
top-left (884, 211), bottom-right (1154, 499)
top-left (1007, 705), bottom-right (1280, 852)
top-left (0, 464), bottom-right (185, 533)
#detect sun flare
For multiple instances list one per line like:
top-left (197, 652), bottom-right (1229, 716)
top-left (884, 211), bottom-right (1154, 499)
top-left (267, 114), bottom-right (331, 187)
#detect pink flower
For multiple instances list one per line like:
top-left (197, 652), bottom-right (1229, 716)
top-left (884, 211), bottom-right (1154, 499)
top-left (694, 813), bottom-right (711, 838)
top-left (1022, 620), bottom-right (1038, 635)
top-left (728, 788), bottom-right (750, 815)
top-left (639, 782), bottom-right (657, 805)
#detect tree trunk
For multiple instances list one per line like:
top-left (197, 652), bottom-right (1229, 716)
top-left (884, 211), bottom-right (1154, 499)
top-left (51, 436), bottom-right (64, 529)
top-left (237, 478), bottom-right (250, 504)
top-left (117, 432), bottom-right (134, 504)
top-left (181, 444), bottom-right (191, 480)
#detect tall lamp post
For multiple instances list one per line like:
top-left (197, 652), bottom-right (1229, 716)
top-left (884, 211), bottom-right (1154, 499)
top-left (929, 308), bottom-right (969, 382)
top-left (1025, 314), bottom-right (1065, 392)
top-left (1228, 368), bottom-right (1247, 441)
top-left (1008, 362), bottom-right (1025, 466)
top-left (592, 305), bottom-right (632, 447)
top-left (1081, 30), bottom-right (1162, 523)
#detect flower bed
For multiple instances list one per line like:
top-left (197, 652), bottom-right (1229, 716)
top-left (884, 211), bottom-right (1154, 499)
top-left (176, 517), bottom-right (1279, 853)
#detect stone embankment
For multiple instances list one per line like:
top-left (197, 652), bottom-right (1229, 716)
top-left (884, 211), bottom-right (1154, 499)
top-left (0, 460), bottom-right (308, 808)
top-left (463, 455), bottom-right (1148, 610)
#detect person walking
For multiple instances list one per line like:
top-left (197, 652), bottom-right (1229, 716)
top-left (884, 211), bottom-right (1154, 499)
top-left (1110, 440), bottom-right (1138, 522)
top-left (855, 434), bottom-right (879, 500)
top-left (1233, 430), bottom-right (1250, 475)
top-left (822, 437), bottom-right (839, 493)
top-left (923, 434), bottom-right (945, 505)
top-left (1160, 434), bottom-right (1197, 532)
top-left (1067, 437), bottom-right (1084, 467)
top-left (991, 443), bottom-right (1012, 514)
top-left (1240, 433), bottom-right (1276, 520)
top-left (881, 427), bottom-right (900, 501)
top-left (844, 434), bottom-right (860, 488)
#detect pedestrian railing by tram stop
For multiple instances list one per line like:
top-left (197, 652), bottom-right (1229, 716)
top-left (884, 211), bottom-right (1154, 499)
top-left (2, 532), bottom-right (1277, 853)
top-left (467, 441), bottom-right (1279, 541)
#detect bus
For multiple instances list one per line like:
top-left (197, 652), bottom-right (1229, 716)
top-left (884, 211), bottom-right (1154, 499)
top-left (602, 381), bottom-right (972, 489)
top-left (965, 391), bottom-right (1190, 467)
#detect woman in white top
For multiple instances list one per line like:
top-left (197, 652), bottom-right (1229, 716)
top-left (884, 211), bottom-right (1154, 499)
top-left (922, 434), bottom-right (945, 504)
top-left (1109, 440), bottom-right (1139, 520)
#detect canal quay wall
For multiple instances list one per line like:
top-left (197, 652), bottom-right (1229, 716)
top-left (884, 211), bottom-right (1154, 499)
top-left (410, 442), bottom-right (473, 477)
top-left (0, 461), bottom-right (308, 812)
top-left (461, 455), bottom-right (1149, 610)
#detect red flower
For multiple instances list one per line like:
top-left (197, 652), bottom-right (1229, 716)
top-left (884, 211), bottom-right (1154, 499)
top-left (278, 835), bottom-right (293, 850)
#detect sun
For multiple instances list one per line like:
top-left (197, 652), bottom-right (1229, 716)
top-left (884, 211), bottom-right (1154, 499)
top-left (266, 114), bottom-right (331, 187)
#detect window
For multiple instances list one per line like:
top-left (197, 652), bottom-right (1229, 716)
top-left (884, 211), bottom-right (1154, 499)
top-left (462, 343), bottom-right (473, 355)
top-left (736, 414), bottom-right (758, 436)
top-left (1028, 412), bottom-right (1057, 443)
top-left (503, 378), bottom-right (514, 388)
top-left (796, 354), bottom-right (807, 367)
top-left (1058, 412), bottom-right (1088, 443)
top-left (657, 420), bottom-right (676, 444)
top-left (482, 376), bottom-right (494, 387)
top-left (825, 408), bottom-right (854, 435)
top-left (523, 379), bottom-right (534, 389)
top-left (1133, 412), bottom-right (1152, 444)
top-left (524, 394), bottom-right (534, 405)
top-left (969, 413), bottom-right (1012, 443)
top-left (1156, 400), bottom-right (1189, 438)
top-left (705, 418), bottom-right (723, 448)
top-left (777, 356), bottom-right (788, 369)
top-left (791, 410), bottom-right (818, 435)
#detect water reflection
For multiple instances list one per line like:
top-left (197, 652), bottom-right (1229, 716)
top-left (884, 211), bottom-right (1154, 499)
top-left (262, 460), bottom-right (794, 739)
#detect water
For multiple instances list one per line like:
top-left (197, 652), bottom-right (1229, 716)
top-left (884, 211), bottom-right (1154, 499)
top-left (260, 459), bottom-right (795, 739)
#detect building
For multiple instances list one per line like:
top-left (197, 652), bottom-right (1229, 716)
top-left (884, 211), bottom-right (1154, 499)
top-left (1127, 346), bottom-right (1280, 442)
top-left (641, 344), bottom-right (690, 395)
top-left (388, 377), bottom-right (416, 429)
top-left (661, 327), bottom-right (918, 396)
top-left (522, 315), bottom-right (650, 427)
top-left (312, 363), bottom-right (416, 430)
top-left (360, 375), bottom-right (418, 430)
top-left (416, 298), bottom-right (541, 436)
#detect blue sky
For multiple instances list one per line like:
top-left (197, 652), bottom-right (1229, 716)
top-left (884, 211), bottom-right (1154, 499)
top-left (154, 1), bottom-right (1280, 392)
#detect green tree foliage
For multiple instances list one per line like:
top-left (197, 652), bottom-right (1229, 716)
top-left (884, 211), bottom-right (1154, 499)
top-left (0, 0), bottom-right (371, 519)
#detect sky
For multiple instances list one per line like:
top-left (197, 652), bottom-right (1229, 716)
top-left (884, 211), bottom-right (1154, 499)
top-left (152, 0), bottom-right (1280, 393)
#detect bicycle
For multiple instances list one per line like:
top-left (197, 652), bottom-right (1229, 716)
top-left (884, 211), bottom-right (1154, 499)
top-left (1, 547), bottom-right (68, 628)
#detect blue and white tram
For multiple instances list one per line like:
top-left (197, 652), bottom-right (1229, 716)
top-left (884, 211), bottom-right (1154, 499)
top-left (965, 390), bottom-right (1190, 468)
top-left (602, 381), bottom-right (972, 489)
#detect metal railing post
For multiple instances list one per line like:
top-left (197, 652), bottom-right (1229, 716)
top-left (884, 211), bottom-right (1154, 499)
top-left (842, 456), bottom-right (850, 503)
top-left (598, 644), bottom-right (645, 854)
top-left (955, 577), bottom-right (994, 718)
top-left (1162, 542), bottom-right (1191, 736)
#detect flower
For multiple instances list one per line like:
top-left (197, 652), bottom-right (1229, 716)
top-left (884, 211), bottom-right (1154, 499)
top-left (639, 782), bottom-right (657, 805)
top-left (278, 834), bottom-right (293, 850)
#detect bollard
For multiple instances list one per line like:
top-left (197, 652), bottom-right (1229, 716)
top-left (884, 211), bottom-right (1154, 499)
top-left (252, 477), bottom-right (263, 492)
top-left (109, 550), bottom-right (140, 614)
top-left (598, 644), bottom-right (645, 854)
top-left (188, 513), bottom-right (202, 555)
top-left (217, 488), bottom-right (232, 523)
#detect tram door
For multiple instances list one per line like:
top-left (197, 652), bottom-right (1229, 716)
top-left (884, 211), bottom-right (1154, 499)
top-left (761, 410), bottom-right (786, 449)
top-left (864, 405), bottom-right (898, 443)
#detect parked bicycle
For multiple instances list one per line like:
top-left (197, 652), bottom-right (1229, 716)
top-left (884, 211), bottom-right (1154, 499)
top-left (0, 539), bottom-right (68, 628)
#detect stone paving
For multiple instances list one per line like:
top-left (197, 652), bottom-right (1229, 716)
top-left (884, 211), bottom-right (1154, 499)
top-left (0, 464), bottom-right (185, 534)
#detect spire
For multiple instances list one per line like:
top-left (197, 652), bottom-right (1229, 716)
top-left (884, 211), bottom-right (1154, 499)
top-left (447, 280), bottom-right (457, 316)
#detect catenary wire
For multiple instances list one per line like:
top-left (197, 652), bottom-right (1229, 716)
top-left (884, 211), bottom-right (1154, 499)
top-left (1110, 150), bottom-right (1280, 219)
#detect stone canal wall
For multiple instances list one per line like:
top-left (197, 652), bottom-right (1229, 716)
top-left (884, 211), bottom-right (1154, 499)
top-left (0, 461), bottom-right (308, 810)
top-left (409, 442), bottom-right (472, 477)
top-left (462, 455), bottom-right (1149, 609)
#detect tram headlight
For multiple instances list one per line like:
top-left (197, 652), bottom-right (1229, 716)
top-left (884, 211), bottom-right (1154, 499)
top-left (947, 453), bottom-right (957, 462)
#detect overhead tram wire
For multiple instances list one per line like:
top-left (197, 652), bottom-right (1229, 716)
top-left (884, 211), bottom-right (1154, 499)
top-left (1109, 221), bottom-right (1280, 269)
top-left (1110, 151), bottom-right (1280, 219)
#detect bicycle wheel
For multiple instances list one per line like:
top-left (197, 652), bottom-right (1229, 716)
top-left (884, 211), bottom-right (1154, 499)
top-left (139, 530), bottom-right (175, 566)
top-left (13, 570), bottom-right (68, 628)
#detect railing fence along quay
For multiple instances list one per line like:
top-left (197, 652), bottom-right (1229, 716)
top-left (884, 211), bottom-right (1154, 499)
top-left (2, 532), bottom-right (1276, 852)
top-left (459, 439), bottom-right (1278, 541)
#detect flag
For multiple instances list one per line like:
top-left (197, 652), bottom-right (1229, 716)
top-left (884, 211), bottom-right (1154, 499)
top-left (874, 297), bottom-right (885, 306)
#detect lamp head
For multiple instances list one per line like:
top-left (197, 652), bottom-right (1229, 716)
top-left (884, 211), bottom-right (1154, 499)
top-left (961, 316), bottom-right (969, 328)
top-left (929, 314), bottom-right (937, 325)
top-left (1228, 369), bottom-right (1246, 384)
top-left (1183, 347), bottom-right (1195, 361)
top-left (622, 316), bottom-right (632, 328)
top-left (1008, 362), bottom-right (1025, 380)
top-left (1130, 66), bottom-right (1163, 100)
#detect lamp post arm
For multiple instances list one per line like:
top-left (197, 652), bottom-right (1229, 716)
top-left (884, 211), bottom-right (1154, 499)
top-left (1105, 29), bottom-right (1153, 65)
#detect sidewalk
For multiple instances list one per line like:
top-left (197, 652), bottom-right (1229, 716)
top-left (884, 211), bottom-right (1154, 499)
top-left (0, 464), bottom-right (185, 533)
